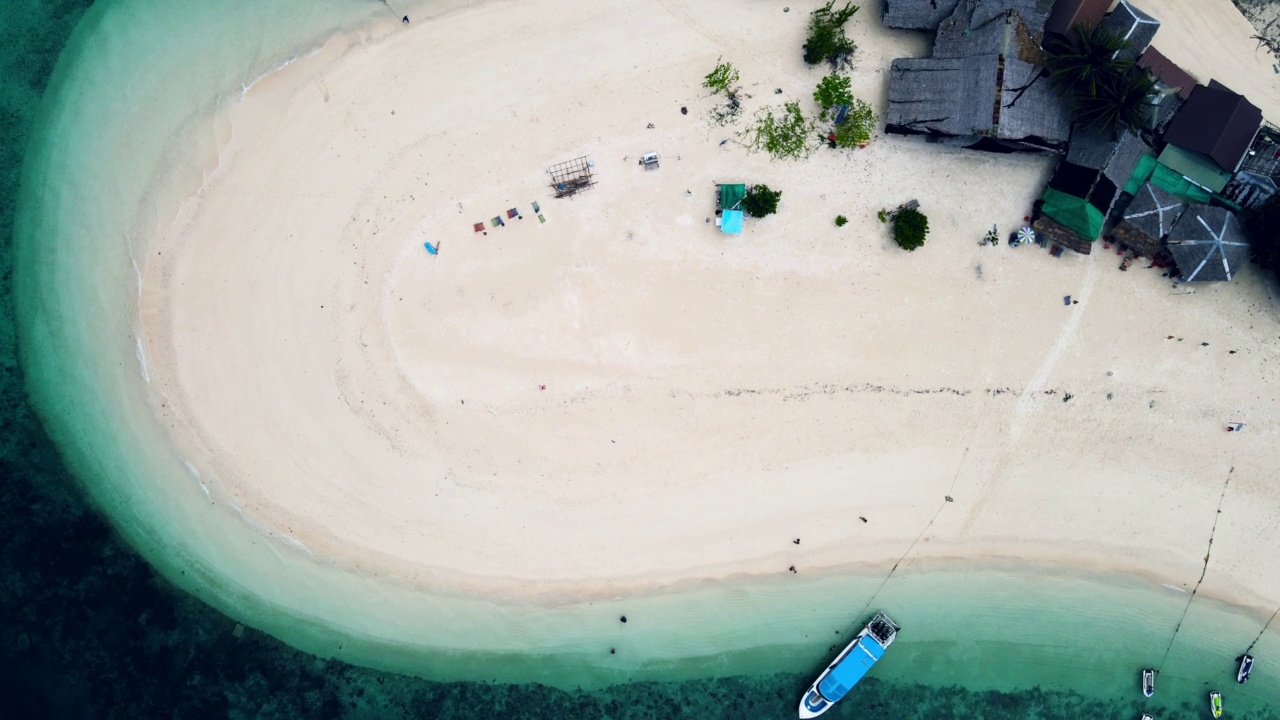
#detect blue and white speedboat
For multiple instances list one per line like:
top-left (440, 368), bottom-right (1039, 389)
top-left (798, 611), bottom-right (899, 718)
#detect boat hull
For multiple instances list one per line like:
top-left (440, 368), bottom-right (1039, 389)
top-left (1238, 654), bottom-right (1253, 683)
top-left (797, 612), bottom-right (898, 719)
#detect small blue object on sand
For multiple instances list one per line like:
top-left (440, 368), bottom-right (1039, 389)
top-left (424, 242), bottom-right (438, 255)
top-left (1063, 295), bottom-right (1071, 305)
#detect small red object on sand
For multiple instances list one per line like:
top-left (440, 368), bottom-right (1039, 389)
top-left (539, 385), bottom-right (547, 391)
top-left (473, 223), bottom-right (485, 233)
top-left (1024, 216), bottom-right (1030, 221)
top-left (1104, 243), bottom-right (1111, 249)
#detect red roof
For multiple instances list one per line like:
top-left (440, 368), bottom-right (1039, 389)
top-left (1045, 0), bottom-right (1113, 36)
top-left (1139, 47), bottom-right (1197, 100)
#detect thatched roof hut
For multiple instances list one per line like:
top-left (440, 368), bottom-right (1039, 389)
top-left (1110, 182), bottom-right (1186, 258)
top-left (1165, 205), bottom-right (1251, 282)
top-left (1063, 128), bottom-right (1152, 216)
top-left (886, 54), bottom-right (1070, 152)
top-left (886, 55), bottom-right (1001, 140)
top-left (1034, 214), bottom-right (1093, 254)
top-left (882, 0), bottom-right (962, 31)
top-left (1099, 0), bottom-right (1159, 61)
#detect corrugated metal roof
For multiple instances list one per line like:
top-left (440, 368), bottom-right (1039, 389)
top-left (1044, 0), bottom-right (1112, 37)
top-left (1163, 81), bottom-right (1263, 173)
top-left (1138, 46), bottom-right (1197, 100)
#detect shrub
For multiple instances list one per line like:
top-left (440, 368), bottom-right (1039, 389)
top-left (892, 207), bottom-right (929, 251)
top-left (703, 58), bottom-right (740, 95)
top-left (832, 98), bottom-right (876, 148)
top-left (877, 209), bottom-right (889, 223)
top-left (743, 101), bottom-right (816, 160)
top-left (804, 1), bottom-right (860, 69)
top-left (743, 185), bottom-right (782, 218)
top-left (835, 215), bottom-right (848, 227)
top-left (813, 74), bottom-right (853, 120)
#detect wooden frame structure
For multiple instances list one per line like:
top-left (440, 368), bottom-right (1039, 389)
top-left (548, 156), bottom-right (596, 198)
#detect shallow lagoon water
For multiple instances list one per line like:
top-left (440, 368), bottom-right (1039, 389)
top-left (4, 0), bottom-right (1279, 716)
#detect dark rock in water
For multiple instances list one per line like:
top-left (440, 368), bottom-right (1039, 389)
top-left (620, 615), bottom-right (627, 623)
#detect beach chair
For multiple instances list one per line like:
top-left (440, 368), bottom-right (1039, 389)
top-left (492, 216), bottom-right (504, 227)
top-left (423, 242), bottom-right (439, 255)
top-left (532, 201), bottom-right (541, 213)
top-left (473, 223), bottom-right (485, 233)
top-left (507, 208), bottom-right (519, 219)
top-left (537, 214), bottom-right (546, 223)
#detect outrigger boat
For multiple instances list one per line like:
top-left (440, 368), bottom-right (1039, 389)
top-left (1209, 689), bottom-right (1223, 718)
top-left (1141, 668), bottom-right (1155, 697)
top-left (798, 611), bottom-right (899, 718)
top-left (1237, 654), bottom-right (1254, 683)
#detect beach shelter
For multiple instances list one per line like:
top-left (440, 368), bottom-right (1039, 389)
top-left (719, 183), bottom-right (746, 211)
top-left (1040, 187), bottom-right (1104, 241)
top-left (1158, 145), bottom-right (1231, 194)
top-left (720, 209), bottom-right (744, 235)
top-left (1122, 154), bottom-right (1213, 204)
top-left (1111, 182), bottom-right (1186, 258)
top-left (1165, 205), bottom-right (1250, 282)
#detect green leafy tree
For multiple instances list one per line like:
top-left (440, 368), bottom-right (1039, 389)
top-left (892, 207), bottom-right (929, 251)
top-left (703, 58), bottom-right (740, 95)
top-left (832, 98), bottom-right (876, 147)
top-left (1243, 194), bottom-right (1280, 276)
top-left (743, 101), bottom-right (816, 160)
top-left (1043, 23), bottom-right (1129, 97)
top-left (835, 215), bottom-right (848, 227)
top-left (743, 185), bottom-right (782, 218)
top-left (804, 1), bottom-right (860, 69)
top-left (813, 74), bottom-right (853, 120)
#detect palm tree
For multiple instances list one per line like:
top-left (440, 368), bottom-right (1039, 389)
top-left (1071, 65), bottom-right (1158, 138)
top-left (1042, 23), bottom-right (1131, 98)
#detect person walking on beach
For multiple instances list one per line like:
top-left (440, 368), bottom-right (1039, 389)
top-left (402, 15), bottom-right (410, 24)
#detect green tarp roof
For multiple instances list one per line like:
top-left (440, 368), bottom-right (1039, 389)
top-left (1122, 154), bottom-right (1213, 203)
top-left (1041, 187), bottom-right (1105, 240)
top-left (1157, 145), bottom-right (1231, 193)
top-left (719, 184), bottom-right (746, 211)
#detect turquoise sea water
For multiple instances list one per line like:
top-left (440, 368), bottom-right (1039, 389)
top-left (4, 0), bottom-right (1279, 716)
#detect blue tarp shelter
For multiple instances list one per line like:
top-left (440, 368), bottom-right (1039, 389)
top-left (720, 209), bottom-right (744, 234)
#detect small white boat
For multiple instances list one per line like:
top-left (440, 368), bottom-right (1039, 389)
top-left (1210, 689), bottom-right (1223, 718)
top-left (1139, 713), bottom-right (1154, 720)
top-left (1141, 668), bottom-right (1155, 697)
top-left (798, 611), bottom-right (899, 718)
top-left (1237, 653), bottom-right (1254, 683)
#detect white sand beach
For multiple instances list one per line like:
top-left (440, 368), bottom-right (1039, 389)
top-left (126, 0), bottom-right (1280, 644)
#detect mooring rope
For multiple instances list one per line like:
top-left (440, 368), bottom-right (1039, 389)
top-left (1157, 466), bottom-right (1234, 672)
top-left (1244, 603), bottom-right (1280, 655)
top-left (856, 436), bottom-right (973, 618)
